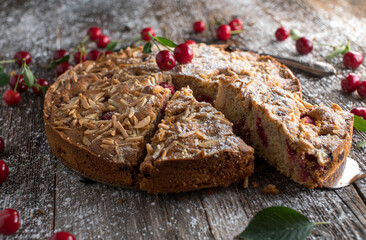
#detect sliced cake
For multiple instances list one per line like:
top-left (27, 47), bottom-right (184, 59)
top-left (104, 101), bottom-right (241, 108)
top-left (171, 44), bottom-right (301, 103)
top-left (139, 87), bottom-right (255, 194)
top-left (44, 60), bottom-right (172, 187)
top-left (215, 74), bottom-right (353, 188)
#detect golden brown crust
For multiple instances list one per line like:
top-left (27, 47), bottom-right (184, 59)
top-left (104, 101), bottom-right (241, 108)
top-left (44, 119), bottom-right (137, 186)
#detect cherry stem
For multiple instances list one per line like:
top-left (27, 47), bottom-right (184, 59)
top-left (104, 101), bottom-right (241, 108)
top-left (14, 61), bottom-right (25, 92)
top-left (147, 33), bottom-right (162, 51)
top-left (0, 59), bottom-right (16, 64)
top-left (231, 30), bottom-right (243, 35)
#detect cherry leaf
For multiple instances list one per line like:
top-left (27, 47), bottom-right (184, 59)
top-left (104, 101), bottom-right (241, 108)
top-left (155, 36), bottom-right (177, 48)
top-left (0, 65), bottom-right (9, 87)
top-left (142, 42), bottom-right (152, 53)
top-left (353, 115), bottom-right (366, 132)
top-left (23, 66), bottom-right (36, 87)
top-left (235, 206), bottom-right (326, 240)
top-left (48, 55), bottom-right (70, 68)
top-left (106, 41), bottom-right (119, 51)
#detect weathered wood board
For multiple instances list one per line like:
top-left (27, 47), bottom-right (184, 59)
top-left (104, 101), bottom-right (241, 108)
top-left (0, 0), bottom-right (365, 239)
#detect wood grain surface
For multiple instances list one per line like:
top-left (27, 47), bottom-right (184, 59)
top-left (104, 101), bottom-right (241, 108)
top-left (0, 0), bottom-right (366, 239)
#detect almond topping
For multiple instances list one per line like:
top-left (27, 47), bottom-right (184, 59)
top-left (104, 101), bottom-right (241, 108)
top-left (146, 143), bottom-right (154, 155)
top-left (198, 140), bottom-right (220, 148)
top-left (134, 116), bottom-right (151, 129)
top-left (116, 121), bottom-right (128, 138)
top-left (82, 137), bottom-right (91, 146)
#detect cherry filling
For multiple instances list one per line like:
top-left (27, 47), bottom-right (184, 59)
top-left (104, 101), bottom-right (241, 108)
top-left (196, 94), bottom-right (213, 104)
top-left (256, 117), bottom-right (268, 147)
top-left (160, 98), bottom-right (168, 115)
top-left (101, 112), bottom-right (114, 120)
top-left (233, 117), bottom-right (252, 145)
top-left (301, 115), bottom-right (316, 124)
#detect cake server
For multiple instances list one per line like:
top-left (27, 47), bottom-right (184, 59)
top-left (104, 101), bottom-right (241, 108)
top-left (226, 46), bottom-right (337, 77)
top-left (323, 157), bottom-right (366, 188)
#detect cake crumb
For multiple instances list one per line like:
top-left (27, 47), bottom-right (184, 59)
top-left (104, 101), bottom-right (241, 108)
top-left (251, 181), bottom-right (259, 188)
top-left (37, 209), bottom-right (46, 215)
top-left (119, 198), bottom-right (125, 204)
top-left (243, 176), bottom-right (249, 188)
top-left (263, 184), bottom-right (279, 194)
top-left (207, 189), bottom-right (215, 195)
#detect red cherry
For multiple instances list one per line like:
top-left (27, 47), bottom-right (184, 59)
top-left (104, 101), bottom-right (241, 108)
top-left (357, 81), bottom-right (366, 99)
top-left (13, 51), bottom-right (31, 67)
top-left (341, 73), bottom-right (361, 93)
top-left (275, 27), bottom-right (290, 41)
top-left (0, 208), bottom-right (21, 235)
top-left (49, 231), bottom-right (76, 240)
top-left (53, 49), bottom-right (69, 61)
top-left (159, 82), bottom-right (175, 95)
top-left (87, 26), bottom-right (102, 41)
top-left (351, 107), bottom-right (366, 120)
top-left (156, 50), bottom-right (176, 71)
top-left (3, 89), bottom-right (21, 106)
top-left (296, 37), bottom-right (313, 54)
top-left (56, 62), bottom-right (73, 76)
top-left (0, 160), bottom-right (9, 184)
top-left (141, 27), bottom-right (156, 41)
top-left (86, 50), bottom-right (101, 61)
top-left (185, 40), bottom-right (196, 45)
top-left (9, 75), bottom-right (28, 93)
top-left (193, 20), bottom-right (206, 33)
top-left (96, 35), bottom-right (110, 49)
top-left (104, 51), bottom-right (114, 55)
top-left (216, 24), bottom-right (231, 41)
top-left (343, 51), bottom-right (363, 69)
top-left (0, 137), bottom-right (4, 153)
top-left (174, 43), bottom-right (194, 64)
top-left (229, 18), bottom-right (243, 31)
top-left (74, 51), bottom-right (86, 64)
top-left (101, 112), bottom-right (114, 120)
top-left (32, 78), bottom-right (50, 96)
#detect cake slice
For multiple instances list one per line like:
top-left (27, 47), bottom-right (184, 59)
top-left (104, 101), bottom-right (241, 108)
top-left (139, 87), bottom-right (255, 194)
top-left (215, 75), bottom-right (353, 188)
top-left (171, 44), bottom-right (301, 103)
top-left (44, 60), bottom-right (172, 187)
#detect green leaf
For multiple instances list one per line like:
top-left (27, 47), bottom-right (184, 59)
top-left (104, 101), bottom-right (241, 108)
top-left (353, 115), bottom-right (366, 131)
top-left (155, 36), bottom-right (178, 48)
top-left (235, 206), bottom-right (319, 240)
top-left (142, 42), bottom-right (152, 53)
top-left (326, 45), bottom-right (346, 59)
top-left (23, 66), bottom-right (36, 87)
top-left (48, 55), bottom-right (70, 68)
top-left (0, 65), bottom-right (9, 87)
top-left (290, 29), bottom-right (302, 40)
top-left (106, 41), bottom-right (119, 51)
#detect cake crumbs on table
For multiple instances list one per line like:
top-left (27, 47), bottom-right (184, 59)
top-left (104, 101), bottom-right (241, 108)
top-left (263, 184), bottom-right (279, 194)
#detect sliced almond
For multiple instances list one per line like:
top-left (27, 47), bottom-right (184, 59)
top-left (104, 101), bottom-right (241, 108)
top-left (82, 137), bottom-right (91, 146)
top-left (198, 140), bottom-right (220, 148)
top-left (134, 116), bottom-right (151, 129)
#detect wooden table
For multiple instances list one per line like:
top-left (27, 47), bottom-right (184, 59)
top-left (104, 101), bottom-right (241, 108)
top-left (0, 0), bottom-right (366, 239)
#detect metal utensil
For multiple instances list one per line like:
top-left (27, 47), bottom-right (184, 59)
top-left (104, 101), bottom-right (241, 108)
top-left (323, 157), bottom-right (366, 188)
top-left (226, 46), bottom-right (337, 77)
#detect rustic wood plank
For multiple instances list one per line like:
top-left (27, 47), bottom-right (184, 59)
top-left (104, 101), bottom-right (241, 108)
top-left (0, 0), bottom-right (366, 239)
